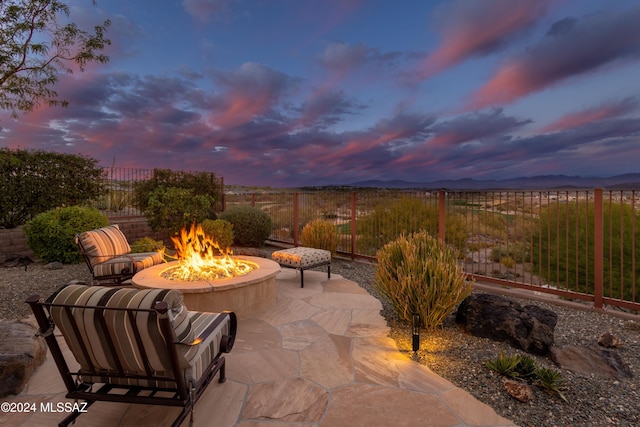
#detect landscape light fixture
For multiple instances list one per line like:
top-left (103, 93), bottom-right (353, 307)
top-left (412, 313), bottom-right (420, 352)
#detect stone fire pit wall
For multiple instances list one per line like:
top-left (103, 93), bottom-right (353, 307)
top-left (132, 256), bottom-right (281, 319)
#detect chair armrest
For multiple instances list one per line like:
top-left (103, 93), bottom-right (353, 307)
top-left (175, 311), bottom-right (237, 353)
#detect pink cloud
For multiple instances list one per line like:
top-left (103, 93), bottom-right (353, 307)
top-left (418, 0), bottom-right (549, 79)
top-left (465, 60), bottom-right (534, 109)
top-left (466, 6), bottom-right (640, 110)
top-left (542, 98), bottom-right (638, 132)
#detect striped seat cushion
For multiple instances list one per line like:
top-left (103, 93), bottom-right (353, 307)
top-left (78, 225), bottom-right (132, 266)
top-left (91, 252), bottom-right (165, 278)
top-left (47, 285), bottom-right (230, 388)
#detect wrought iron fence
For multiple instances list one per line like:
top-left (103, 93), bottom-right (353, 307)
top-left (92, 167), bottom-right (224, 217)
top-left (226, 188), bottom-right (640, 313)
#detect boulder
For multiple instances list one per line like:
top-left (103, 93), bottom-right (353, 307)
top-left (550, 345), bottom-right (633, 380)
top-left (0, 318), bottom-right (47, 397)
top-left (456, 293), bottom-right (557, 355)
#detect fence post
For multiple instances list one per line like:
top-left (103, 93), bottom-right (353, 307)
top-left (351, 192), bottom-right (356, 259)
top-left (438, 190), bottom-right (446, 242)
top-left (293, 193), bottom-right (299, 246)
top-left (594, 188), bottom-right (604, 310)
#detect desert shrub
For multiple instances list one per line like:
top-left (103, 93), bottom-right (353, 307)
top-left (0, 148), bottom-right (105, 228)
top-left (24, 206), bottom-right (108, 263)
top-left (357, 197), bottom-right (468, 256)
top-left (220, 206), bottom-right (272, 247)
top-left (145, 186), bottom-right (216, 234)
top-left (130, 237), bottom-right (165, 254)
top-left (135, 168), bottom-right (221, 212)
top-left (200, 219), bottom-right (234, 250)
top-left (491, 244), bottom-right (530, 265)
top-left (532, 201), bottom-right (640, 302)
top-left (375, 231), bottom-right (473, 330)
top-left (300, 219), bottom-right (339, 254)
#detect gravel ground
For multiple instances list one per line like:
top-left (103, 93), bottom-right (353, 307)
top-left (2, 257), bottom-right (639, 426)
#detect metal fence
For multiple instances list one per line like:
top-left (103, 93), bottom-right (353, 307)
top-left (93, 167), bottom-right (224, 217)
top-left (226, 189), bottom-right (640, 313)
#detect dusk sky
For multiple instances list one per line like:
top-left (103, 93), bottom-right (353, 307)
top-left (2, 0), bottom-right (640, 187)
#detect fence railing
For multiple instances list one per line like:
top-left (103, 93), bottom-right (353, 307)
top-left (91, 167), bottom-right (224, 217)
top-left (226, 189), bottom-right (640, 313)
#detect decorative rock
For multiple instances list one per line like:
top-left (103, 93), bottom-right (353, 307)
top-left (550, 345), bottom-right (633, 380)
top-left (456, 293), bottom-right (557, 355)
top-left (0, 319), bottom-right (47, 397)
top-left (503, 379), bottom-right (533, 402)
top-left (45, 261), bottom-right (64, 270)
top-left (0, 253), bottom-right (33, 270)
top-left (598, 332), bottom-right (622, 348)
top-left (624, 320), bottom-right (640, 331)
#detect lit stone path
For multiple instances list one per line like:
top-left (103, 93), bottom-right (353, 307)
top-left (5, 270), bottom-right (515, 427)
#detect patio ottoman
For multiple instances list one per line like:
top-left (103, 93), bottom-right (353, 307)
top-left (271, 247), bottom-right (331, 288)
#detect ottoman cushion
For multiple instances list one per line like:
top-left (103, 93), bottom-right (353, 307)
top-left (271, 247), bottom-right (331, 268)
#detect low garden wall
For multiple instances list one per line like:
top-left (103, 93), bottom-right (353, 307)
top-left (0, 217), bottom-right (167, 259)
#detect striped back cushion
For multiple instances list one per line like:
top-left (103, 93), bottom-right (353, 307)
top-left (48, 285), bottom-right (195, 376)
top-left (78, 225), bottom-right (132, 266)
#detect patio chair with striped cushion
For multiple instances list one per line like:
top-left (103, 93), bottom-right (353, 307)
top-left (26, 284), bottom-right (237, 427)
top-left (75, 224), bottom-right (165, 285)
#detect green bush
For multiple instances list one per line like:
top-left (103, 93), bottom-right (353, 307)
top-left (130, 237), bottom-right (165, 254)
top-left (135, 168), bottom-right (221, 212)
top-left (0, 148), bottom-right (105, 228)
top-left (24, 206), bottom-right (108, 263)
top-left (301, 219), bottom-right (339, 254)
top-left (532, 201), bottom-right (640, 302)
top-left (220, 206), bottom-right (271, 247)
top-left (200, 219), bottom-right (234, 251)
top-left (357, 197), bottom-right (468, 256)
top-left (145, 186), bottom-right (217, 234)
top-left (375, 231), bottom-right (473, 330)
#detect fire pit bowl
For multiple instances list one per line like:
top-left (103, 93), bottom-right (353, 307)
top-left (132, 256), bottom-right (280, 319)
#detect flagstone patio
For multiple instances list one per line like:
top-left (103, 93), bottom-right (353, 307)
top-left (2, 269), bottom-right (515, 427)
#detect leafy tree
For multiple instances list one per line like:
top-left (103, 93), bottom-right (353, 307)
top-left (0, 148), bottom-right (105, 228)
top-left (145, 186), bottom-right (216, 235)
top-left (0, 0), bottom-right (111, 118)
top-left (135, 168), bottom-right (222, 213)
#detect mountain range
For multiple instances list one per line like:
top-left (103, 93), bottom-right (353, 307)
top-left (349, 174), bottom-right (640, 190)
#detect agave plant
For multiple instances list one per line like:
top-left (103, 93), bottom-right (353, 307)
top-left (535, 367), bottom-right (567, 402)
top-left (485, 351), bottom-right (521, 378)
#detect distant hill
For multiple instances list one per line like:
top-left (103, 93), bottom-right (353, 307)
top-left (349, 174), bottom-right (640, 190)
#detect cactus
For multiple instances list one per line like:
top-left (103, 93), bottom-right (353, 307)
top-left (375, 231), bottom-right (473, 330)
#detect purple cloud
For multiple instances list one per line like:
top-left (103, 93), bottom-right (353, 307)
top-left (467, 5), bottom-right (640, 109)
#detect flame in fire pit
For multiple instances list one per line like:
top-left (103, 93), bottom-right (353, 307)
top-left (164, 223), bottom-right (257, 281)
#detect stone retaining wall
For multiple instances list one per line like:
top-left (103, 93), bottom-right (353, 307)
top-left (0, 217), bottom-right (168, 258)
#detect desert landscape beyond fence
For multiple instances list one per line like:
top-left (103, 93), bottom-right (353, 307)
top-left (227, 188), bottom-right (640, 313)
top-left (89, 167), bottom-right (638, 313)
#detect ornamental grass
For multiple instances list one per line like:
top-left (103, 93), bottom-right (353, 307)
top-left (375, 230), bottom-right (472, 331)
top-left (300, 219), bottom-right (339, 254)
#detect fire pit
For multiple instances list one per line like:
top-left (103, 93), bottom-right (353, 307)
top-left (132, 256), bottom-right (279, 318)
top-left (131, 224), bottom-right (280, 318)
